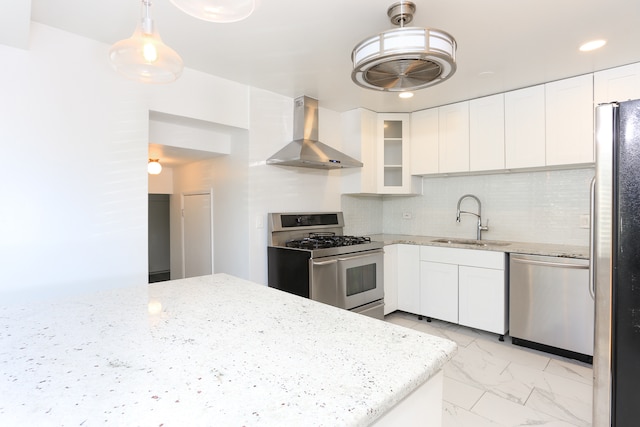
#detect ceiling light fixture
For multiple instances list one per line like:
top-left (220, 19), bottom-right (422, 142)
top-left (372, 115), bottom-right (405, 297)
top-left (399, 92), bottom-right (414, 99)
top-left (351, 1), bottom-right (457, 92)
top-left (109, 0), bottom-right (184, 84)
top-left (579, 39), bottom-right (606, 52)
top-left (148, 159), bottom-right (163, 175)
top-left (169, 0), bottom-right (257, 23)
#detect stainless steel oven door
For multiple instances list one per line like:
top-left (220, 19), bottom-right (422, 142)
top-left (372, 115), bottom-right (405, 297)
top-left (310, 249), bottom-right (384, 310)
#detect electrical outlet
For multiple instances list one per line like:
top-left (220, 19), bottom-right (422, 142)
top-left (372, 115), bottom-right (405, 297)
top-left (579, 214), bottom-right (590, 229)
top-left (402, 212), bottom-right (412, 219)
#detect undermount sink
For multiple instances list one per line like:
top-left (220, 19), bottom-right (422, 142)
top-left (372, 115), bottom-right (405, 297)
top-left (431, 238), bottom-right (511, 247)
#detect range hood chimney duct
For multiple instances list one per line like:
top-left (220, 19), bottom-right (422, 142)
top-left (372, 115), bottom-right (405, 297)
top-left (266, 96), bottom-right (363, 169)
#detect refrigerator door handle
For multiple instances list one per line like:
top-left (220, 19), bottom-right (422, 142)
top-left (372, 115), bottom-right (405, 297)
top-left (589, 176), bottom-right (596, 301)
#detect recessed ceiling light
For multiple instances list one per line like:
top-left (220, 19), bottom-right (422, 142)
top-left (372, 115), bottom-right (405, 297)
top-left (579, 39), bottom-right (606, 52)
top-left (399, 92), bottom-right (414, 99)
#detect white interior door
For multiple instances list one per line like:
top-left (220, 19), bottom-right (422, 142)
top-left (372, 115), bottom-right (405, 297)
top-left (183, 192), bottom-right (213, 278)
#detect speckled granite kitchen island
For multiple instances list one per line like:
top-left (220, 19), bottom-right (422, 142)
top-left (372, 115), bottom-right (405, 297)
top-left (0, 274), bottom-right (456, 426)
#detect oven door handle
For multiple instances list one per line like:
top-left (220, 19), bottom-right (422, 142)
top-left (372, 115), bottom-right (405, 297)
top-left (312, 259), bottom-right (338, 266)
top-left (337, 250), bottom-right (383, 262)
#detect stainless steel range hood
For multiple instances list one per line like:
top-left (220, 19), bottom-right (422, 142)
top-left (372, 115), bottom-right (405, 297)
top-left (266, 96), bottom-right (363, 169)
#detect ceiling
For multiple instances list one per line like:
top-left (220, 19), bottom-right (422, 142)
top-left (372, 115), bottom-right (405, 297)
top-left (29, 0), bottom-right (640, 114)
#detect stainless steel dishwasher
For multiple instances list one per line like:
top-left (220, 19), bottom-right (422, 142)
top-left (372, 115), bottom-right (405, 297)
top-left (509, 253), bottom-right (594, 363)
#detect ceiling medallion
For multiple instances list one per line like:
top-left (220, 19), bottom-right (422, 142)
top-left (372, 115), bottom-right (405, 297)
top-left (351, 1), bottom-right (457, 92)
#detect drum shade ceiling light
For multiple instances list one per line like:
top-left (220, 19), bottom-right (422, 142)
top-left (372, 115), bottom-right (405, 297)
top-left (351, 1), bottom-right (457, 92)
top-left (109, 0), bottom-right (184, 84)
top-left (169, 0), bottom-right (257, 23)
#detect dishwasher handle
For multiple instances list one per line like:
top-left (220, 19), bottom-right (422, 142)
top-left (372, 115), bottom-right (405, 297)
top-left (511, 256), bottom-right (589, 270)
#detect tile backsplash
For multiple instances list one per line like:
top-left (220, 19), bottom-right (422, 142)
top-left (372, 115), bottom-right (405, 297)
top-left (343, 167), bottom-right (594, 246)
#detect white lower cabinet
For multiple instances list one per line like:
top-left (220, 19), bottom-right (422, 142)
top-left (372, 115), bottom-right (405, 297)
top-left (458, 265), bottom-right (507, 335)
top-left (383, 244), bottom-right (420, 315)
top-left (419, 261), bottom-right (458, 323)
top-left (419, 245), bottom-right (508, 337)
top-left (396, 244), bottom-right (421, 314)
top-left (385, 243), bottom-right (508, 337)
top-left (383, 244), bottom-right (398, 315)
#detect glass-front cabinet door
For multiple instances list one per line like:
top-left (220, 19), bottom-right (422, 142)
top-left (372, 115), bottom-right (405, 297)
top-left (377, 113), bottom-right (420, 194)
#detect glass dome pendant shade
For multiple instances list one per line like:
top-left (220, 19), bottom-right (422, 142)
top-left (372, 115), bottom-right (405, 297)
top-left (169, 0), bottom-right (257, 23)
top-left (109, 0), bottom-right (184, 84)
top-left (148, 159), bottom-right (162, 174)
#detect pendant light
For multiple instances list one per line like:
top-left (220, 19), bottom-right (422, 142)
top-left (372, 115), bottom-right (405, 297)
top-left (169, 0), bottom-right (257, 23)
top-left (351, 1), bottom-right (457, 92)
top-left (109, 0), bottom-right (184, 84)
top-left (148, 159), bottom-right (163, 175)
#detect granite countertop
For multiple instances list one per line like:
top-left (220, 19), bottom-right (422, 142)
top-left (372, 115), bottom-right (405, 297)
top-left (0, 274), bottom-right (456, 426)
top-left (370, 234), bottom-right (589, 259)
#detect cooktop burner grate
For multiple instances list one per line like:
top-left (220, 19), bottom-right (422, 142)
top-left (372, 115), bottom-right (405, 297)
top-left (285, 232), bottom-right (372, 249)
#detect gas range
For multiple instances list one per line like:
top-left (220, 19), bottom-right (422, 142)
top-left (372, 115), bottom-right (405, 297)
top-left (268, 212), bottom-right (383, 258)
top-left (267, 212), bottom-right (385, 320)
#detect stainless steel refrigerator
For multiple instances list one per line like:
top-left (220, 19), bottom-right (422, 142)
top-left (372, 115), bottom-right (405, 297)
top-left (593, 99), bottom-right (640, 426)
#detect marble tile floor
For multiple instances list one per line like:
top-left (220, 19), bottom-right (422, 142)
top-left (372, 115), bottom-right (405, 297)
top-left (385, 311), bottom-right (593, 427)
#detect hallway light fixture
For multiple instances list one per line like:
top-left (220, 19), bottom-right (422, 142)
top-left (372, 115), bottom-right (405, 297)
top-left (169, 0), bottom-right (257, 23)
top-left (109, 0), bottom-right (184, 84)
top-left (148, 159), bottom-right (163, 174)
top-left (351, 1), bottom-right (457, 92)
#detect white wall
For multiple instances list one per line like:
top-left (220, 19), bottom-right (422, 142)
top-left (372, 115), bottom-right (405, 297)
top-left (148, 167), bottom-right (174, 194)
top-left (0, 24), bottom-right (147, 302)
top-left (0, 23), bottom-right (250, 302)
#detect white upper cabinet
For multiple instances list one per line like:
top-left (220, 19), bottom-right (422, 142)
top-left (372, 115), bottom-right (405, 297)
top-left (342, 110), bottom-right (420, 195)
top-left (469, 94), bottom-right (505, 171)
top-left (594, 62), bottom-right (640, 105)
top-left (505, 84), bottom-right (546, 169)
top-left (410, 108), bottom-right (439, 175)
top-left (439, 101), bottom-right (470, 173)
top-left (545, 74), bottom-right (594, 166)
top-left (341, 108), bottom-right (378, 194)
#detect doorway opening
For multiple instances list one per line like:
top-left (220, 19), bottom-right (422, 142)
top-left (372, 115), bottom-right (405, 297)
top-left (148, 194), bottom-right (171, 283)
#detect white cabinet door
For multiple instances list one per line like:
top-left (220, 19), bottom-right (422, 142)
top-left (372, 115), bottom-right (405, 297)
top-left (410, 108), bottom-right (439, 175)
top-left (545, 74), bottom-right (594, 166)
top-left (420, 261), bottom-right (458, 323)
top-left (594, 62), bottom-right (640, 105)
top-left (383, 244), bottom-right (398, 315)
top-left (396, 244), bottom-right (421, 314)
top-left (469, 94), bottom-right (505, 172)
top-left (458, 265), bottom-right (507, 335)
top-left (505, 85), bottom-right (546, 169)
top-left (341, 108), bottom-right (378, 194)
top-left (438, 101), bottom-right (470, 173)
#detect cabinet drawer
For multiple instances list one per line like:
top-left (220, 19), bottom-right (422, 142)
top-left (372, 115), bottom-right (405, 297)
top-left (420, 245), bottom-right (504, 269)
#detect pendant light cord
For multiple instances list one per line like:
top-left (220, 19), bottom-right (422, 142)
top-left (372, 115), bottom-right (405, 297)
top-left (141, 0), bottom-right (154, 34)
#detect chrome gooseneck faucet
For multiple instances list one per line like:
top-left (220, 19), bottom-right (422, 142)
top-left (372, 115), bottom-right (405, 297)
top-left (456, 194), bottom-right (489, 240)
